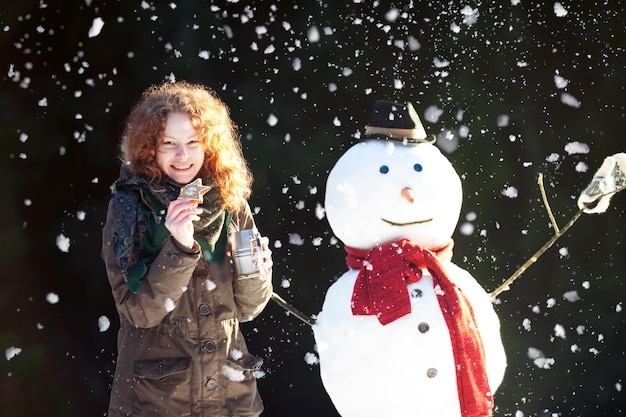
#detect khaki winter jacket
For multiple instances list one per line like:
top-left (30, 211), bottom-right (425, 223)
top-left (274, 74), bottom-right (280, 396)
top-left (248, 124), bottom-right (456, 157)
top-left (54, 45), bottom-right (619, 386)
top-left (102, 200), bottom-right (273, 417)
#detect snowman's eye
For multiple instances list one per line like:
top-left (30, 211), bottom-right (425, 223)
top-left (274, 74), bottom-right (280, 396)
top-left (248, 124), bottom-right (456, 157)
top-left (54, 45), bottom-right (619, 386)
top-left (379, 165), bottom-right (389, 174)
top-left (414, 163), bottom-right (423, 172)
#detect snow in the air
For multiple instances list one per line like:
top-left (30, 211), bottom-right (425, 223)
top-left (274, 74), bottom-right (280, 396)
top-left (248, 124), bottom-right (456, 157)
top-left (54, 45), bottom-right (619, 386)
top-left (5, 346), bottom-right (22, 361)
top-left (527, 347), bottom-right (555, 369)
top-left (46, 292), bottom-right (60, 304)
top-left (88, 17), bottom-right (104, 38)
top-left (564, 141), bottom-right (590, 155)
top-left (205, 279), bottom-right (216, 291)
top-left (561, 92), bottom-right (581, 108)
top-left (164, 297), bottom-right (176, 312)
top-left (563, 290), bottom-right (580, 303)
top-left (288, 233), bottom-right (304, 245)
top-left (304, 352), bottom-right (319, 365)
top-left (575, 162), bottom-right (589, 172)
top-left (554, 324), bottom-right (566, 339)
top-left (501, 186), bottom-right (519, 198)
top-left (424, 105), bottom-right (444, 123)
top-left (56, 233), bottom-right (70, 252)
top-left (98, 315), bottom-right (111, 332)
top-left (497, 115), bottom-right (509, 128)
top-left (554, 73), bottom-right (569, 89)
top-left (553, 2), bottom-right (568, 18)
top-left (545, 153), bottom-right (560, 164)
top-left (267, 114), bottom-right (278, 126)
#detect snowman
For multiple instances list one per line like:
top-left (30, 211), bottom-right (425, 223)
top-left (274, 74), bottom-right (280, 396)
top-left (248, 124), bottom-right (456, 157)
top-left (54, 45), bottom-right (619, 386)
top-left (313, 101), bottom-right (507, 417)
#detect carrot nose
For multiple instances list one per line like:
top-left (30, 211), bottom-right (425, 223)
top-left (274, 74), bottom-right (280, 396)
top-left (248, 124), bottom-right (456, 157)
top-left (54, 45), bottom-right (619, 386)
top-left (401, 187), bottom-right (415, 203)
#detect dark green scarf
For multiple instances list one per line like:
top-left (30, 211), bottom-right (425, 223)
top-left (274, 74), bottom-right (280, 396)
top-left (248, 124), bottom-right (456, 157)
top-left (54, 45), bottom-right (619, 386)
top-left (110, 166), bottom-right (231, 293)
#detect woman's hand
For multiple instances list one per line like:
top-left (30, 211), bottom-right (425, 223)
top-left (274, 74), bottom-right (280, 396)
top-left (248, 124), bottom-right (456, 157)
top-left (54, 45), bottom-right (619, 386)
top-left (164, 199), bottom-right (201, 249)
top-left (257, 236), bottom-right (273, 278)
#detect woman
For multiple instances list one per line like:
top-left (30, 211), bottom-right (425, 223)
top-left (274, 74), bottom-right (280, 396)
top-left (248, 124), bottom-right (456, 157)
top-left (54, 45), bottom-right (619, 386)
top-left (101, 81), bottom-right (273, 417)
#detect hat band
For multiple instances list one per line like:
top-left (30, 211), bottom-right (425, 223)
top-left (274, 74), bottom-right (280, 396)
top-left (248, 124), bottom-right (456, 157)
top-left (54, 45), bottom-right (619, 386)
top-left (364, 126), bottom-right (435, 143)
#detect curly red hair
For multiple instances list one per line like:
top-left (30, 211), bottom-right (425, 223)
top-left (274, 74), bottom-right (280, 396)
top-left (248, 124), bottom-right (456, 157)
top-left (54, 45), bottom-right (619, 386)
top-left (120, 81), bottom-right (252, 211)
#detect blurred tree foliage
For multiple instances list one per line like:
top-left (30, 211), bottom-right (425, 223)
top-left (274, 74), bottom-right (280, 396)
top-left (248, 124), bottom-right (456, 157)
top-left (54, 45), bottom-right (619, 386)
top-left (1, 1), bottom-right (625, 416)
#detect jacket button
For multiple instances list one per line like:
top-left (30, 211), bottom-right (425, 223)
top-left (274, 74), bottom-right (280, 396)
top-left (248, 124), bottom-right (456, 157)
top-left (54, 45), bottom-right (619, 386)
top-left (427, 368), bottom-right (438, 378)
top-left (206, 377), bottom-right (217, 390)
top-left (170, 254), bottom-right (179, 263)
top-left (202, 340), bottom-right (216, 353)
top-left (418, 322), bottom-right (430, 333)
top-left (199, 304), bottom-right (211, 316)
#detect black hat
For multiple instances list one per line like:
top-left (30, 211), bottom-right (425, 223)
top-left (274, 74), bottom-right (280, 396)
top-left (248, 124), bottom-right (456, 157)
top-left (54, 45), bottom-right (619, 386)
top-left (362, 100), bottom-right (435, 144)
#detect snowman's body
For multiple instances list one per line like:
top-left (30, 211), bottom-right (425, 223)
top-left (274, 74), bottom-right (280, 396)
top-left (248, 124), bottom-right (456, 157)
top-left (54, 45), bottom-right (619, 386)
top-left (314, 139), bottom-right (506, 417)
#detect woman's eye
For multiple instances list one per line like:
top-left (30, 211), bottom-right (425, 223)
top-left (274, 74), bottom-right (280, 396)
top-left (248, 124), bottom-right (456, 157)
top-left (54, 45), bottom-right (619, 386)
top-left (414, 163), bottom-right (423, 172)
top-left (379, 165), bottom-right (389, 174)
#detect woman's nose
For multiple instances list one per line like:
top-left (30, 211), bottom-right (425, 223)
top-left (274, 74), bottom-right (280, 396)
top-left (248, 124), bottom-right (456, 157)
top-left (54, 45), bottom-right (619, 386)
top-left (401, 187), bottom-right (415, 203)
top-left (176, 145), bottom-right (188, 157)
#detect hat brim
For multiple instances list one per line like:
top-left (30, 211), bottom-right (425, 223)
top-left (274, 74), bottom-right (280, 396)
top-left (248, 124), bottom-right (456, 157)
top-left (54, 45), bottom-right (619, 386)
top-left (363, 126), bottom-right (436, 144)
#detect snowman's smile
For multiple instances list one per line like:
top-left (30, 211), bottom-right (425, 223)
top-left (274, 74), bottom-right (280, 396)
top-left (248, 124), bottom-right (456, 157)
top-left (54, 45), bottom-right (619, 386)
top-left (381, 217), bottom-right (433, 226)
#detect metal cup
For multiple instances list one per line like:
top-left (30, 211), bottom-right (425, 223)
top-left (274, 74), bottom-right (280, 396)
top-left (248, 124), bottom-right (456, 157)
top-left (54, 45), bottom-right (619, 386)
top-left (231, 228), bottom-right (262, 279)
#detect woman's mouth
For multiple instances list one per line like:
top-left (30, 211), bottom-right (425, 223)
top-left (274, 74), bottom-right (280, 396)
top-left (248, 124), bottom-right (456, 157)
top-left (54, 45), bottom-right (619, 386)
top-left (172, 164), bottom-right (193, 171)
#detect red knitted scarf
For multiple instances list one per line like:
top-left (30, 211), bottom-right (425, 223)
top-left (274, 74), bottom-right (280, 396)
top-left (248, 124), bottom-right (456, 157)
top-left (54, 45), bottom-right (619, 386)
top-left (345, 239), bottom-right (493, 417)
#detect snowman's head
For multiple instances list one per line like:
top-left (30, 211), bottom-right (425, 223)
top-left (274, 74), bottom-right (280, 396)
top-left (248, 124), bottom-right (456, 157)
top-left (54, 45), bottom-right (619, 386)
top-left (325, 139), bottom-right (462, 250)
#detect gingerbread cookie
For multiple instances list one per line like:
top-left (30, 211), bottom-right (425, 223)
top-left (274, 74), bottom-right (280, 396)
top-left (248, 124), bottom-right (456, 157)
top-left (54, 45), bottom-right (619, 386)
top-left (178, 178), bottom-right (211, 203)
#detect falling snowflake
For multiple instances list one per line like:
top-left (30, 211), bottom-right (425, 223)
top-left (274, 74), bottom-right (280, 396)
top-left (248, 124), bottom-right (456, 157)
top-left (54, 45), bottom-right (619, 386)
top-left (564, 141), bottom-right (590, 155)
top-left (304, 352), bottom-right (319, 365)
top-left (561, 92), bottom-right (581, 108)
top-left (98, 315), bottom-right (111, 332)
top-left (501, 186), bottom-right (519, 198)
top-left (56, 234), bottom-right (70, 252)
top-left (5, 346), bottom-right (22, 361)
top-left (46, 292), bottom-right (60, 304)
top-left (88, 17), bottom-right (105, 38)
top-left (164, 297), bottom-right (175, 312)
top-left (553, 2), bottom-right (568, 17)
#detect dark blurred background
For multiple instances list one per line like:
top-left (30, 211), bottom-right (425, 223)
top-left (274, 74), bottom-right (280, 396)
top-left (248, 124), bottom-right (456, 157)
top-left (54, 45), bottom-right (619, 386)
top-left (1, 1), bottom-right (625, 416)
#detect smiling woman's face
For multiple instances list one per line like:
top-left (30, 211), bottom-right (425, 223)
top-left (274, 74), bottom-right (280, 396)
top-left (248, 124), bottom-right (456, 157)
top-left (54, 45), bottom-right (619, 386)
top-left (156, 112), bottom-right (205, 185)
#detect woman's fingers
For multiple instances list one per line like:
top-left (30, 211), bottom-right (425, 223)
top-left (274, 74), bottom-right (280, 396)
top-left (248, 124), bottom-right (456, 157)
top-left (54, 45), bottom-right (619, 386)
top-left (167, 199), bottom-right (200, 219)
top-left (165, 199), bottom-right (201, 248)
top-left (257, 236), bottom-right (273, 274)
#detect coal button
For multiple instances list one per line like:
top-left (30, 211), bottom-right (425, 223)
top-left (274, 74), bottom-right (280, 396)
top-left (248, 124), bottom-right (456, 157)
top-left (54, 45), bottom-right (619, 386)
top-left (427, 368), bottom-right (438, 378)
top-left (418, 322), bottom-right (430, 333)
top-left (410, 288), bottom-right (423, 298)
